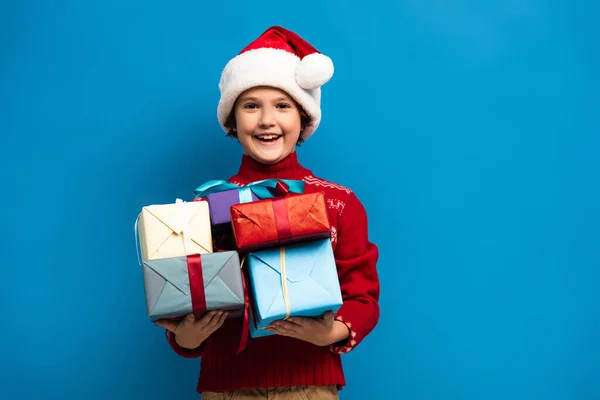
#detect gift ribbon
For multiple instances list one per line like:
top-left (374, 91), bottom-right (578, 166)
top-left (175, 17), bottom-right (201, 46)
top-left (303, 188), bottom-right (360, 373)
top-left (236, 257), bottom-right (251, 354)
top-left (177, 199), bottom-right (208, 319)
top-left (176, 199), bottom-right (193, 255)
top-left (272, 197), bottom-right (292, 242)
top-left (274, 180), bottom-right (291, 197)
top-left (236, 180), bottom-right (291, 203)
top-left (237, 187), bottom-right (255, 204)
top-left (232, 192), bottom-right (294, 252)
top-left (193, 179), bottom-right (304, 200)
top-left (187, 254), bottom-right (207, 318)
top-left (279, 247), bottom-right (291, 319)
top-left (134, 214), bottom-right (142, 266)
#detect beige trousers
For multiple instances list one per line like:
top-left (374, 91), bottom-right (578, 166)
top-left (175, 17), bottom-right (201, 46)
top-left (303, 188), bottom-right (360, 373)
top-left (201, 385), bottom-right (339, 400)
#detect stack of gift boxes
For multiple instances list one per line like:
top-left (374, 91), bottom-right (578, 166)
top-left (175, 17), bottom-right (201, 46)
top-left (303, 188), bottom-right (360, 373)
top-left (135, 179), bottom-right (343, 344)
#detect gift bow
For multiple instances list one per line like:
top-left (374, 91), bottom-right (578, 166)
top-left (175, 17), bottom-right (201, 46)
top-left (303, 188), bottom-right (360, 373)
top-left (193, 179), bottom-right (305, 201)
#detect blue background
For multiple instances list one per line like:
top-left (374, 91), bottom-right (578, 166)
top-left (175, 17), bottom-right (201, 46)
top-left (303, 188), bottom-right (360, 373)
top-left (1, 1), bottom-right (598, 399)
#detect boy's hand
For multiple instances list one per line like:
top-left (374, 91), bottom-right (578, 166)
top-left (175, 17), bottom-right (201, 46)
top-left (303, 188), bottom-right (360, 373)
top-left (266, 311), bottom-right (349, 346)
top-left (156, 310), bottom-right (228, 349)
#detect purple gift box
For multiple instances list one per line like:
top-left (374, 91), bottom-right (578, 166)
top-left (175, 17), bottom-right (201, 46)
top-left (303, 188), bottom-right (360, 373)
top-left (207, 188), bottom-right (259, 227)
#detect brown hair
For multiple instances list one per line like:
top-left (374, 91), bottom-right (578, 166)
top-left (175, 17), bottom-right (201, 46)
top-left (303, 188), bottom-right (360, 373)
top-left (223, 100), bottom-right (312, 146)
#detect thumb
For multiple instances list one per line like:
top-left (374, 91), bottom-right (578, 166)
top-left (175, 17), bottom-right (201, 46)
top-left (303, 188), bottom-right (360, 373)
top-left (155, 320), bottom-right (178, 333)
top-left (323, 311), bottom-right (334, 322)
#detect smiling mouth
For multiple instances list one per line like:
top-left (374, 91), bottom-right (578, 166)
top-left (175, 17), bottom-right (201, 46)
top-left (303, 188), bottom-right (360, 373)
top-left (254, 134), bottom-right (282, 143)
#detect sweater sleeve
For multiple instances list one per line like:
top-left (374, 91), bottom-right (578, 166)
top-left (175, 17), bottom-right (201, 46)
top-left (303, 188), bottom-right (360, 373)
top-left (329, 192), bottom-right (380, 354)
top-left (165, 329), bottom-right (205, 359)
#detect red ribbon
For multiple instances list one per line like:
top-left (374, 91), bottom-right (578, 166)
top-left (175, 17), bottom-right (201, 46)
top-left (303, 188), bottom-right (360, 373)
top-left (236, 270), bottom-right (251, 354)
top-left (274, 180), bottom-right (290, 197)
top-left (272, 197), bottom-right (292, 241)
top-left (187, 254), bottom-right (207, 319)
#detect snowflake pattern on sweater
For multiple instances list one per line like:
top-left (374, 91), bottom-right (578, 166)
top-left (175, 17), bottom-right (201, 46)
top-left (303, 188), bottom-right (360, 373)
top-left (166, 152), bottom-right (380, 393)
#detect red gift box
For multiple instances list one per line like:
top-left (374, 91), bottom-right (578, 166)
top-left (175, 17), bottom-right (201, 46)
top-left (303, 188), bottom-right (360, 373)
top-left (230, 192), bottom-right (331, 252)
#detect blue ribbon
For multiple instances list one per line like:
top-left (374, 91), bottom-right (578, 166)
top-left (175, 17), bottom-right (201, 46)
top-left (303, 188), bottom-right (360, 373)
top-left (193, 179), bottom-right (305, 200)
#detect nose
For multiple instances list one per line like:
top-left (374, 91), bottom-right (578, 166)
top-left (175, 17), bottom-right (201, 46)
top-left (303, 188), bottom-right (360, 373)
top-left (259, 108), bottom-right (276, 128)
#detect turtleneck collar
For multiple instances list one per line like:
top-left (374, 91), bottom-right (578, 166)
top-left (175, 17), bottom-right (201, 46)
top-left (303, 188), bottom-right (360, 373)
top-left (231, 151), bottom-right (312, 183)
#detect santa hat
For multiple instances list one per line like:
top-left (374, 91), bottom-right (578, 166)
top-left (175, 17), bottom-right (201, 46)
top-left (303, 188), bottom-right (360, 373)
top-left (217, 26), bottom-right (334, 141)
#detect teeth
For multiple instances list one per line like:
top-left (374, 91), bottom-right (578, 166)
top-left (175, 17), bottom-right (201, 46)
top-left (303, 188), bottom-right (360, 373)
top-left (257, 135), bottom-right (280, 140)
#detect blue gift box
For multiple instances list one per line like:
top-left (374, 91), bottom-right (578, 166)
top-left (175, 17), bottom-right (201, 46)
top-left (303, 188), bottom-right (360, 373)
top-left (246, 238), bottom-right (343, 338)
top-left (248, 307), bottom-right (271, 338)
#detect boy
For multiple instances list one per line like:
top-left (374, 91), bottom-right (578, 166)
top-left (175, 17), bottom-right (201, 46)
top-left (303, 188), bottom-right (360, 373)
top-left (157, 26), bottom-right (380, 399)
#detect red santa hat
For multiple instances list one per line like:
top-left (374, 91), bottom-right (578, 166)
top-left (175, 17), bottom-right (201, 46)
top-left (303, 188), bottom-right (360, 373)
top-left (217, 26), bottom-right (334, 141)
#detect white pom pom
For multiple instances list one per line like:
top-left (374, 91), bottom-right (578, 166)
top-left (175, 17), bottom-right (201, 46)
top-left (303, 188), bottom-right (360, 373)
top-left (295, 53), bottom-right (334, 90)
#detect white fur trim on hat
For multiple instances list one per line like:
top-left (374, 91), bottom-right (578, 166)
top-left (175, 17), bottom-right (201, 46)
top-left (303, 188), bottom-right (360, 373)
top-left (217, 48), bottom-right (325, 141)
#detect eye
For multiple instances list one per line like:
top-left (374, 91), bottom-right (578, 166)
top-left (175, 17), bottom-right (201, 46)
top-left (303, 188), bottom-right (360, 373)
top-left (276, 103), bottom-right (292, 109)
top-left (243, 103), bottom-right (258, 109)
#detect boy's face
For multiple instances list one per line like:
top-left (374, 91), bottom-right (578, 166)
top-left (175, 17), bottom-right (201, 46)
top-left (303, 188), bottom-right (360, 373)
top-left (233, 86), bottom-right (302, 165)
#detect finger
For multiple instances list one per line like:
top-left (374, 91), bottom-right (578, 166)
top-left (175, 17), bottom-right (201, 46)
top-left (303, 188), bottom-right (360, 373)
top-left (285, 317), bottom-right (307, 327)
top-left (322, 311), bottom-right (334, 326)
top-left (206, 310), bottom-right (225, 329)
top-left (266, 325), bottom-right (286, 335)
top-left (155, 319), bottom-right (178, 333)
top-left (182, 313), bottom-right (196, 325)
top-left (268, 324), bottom-right (298, 338)
top-left (205, 311), bottom-right (226, 330)
top-left (287, 317), bottom-right (316, 330)
top-left (213, 311), bottom-right (228, 330)
top-left (270, 320), bottom-right (301, 335)
top-left (265, 326), bottom-right (278, 335)
top-left (194, 311), bottom-right (219, 328)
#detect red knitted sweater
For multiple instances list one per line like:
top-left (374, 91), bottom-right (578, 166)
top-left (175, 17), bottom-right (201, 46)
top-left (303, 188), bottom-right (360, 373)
top-left (165, 152), bottom-right (380, 394)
